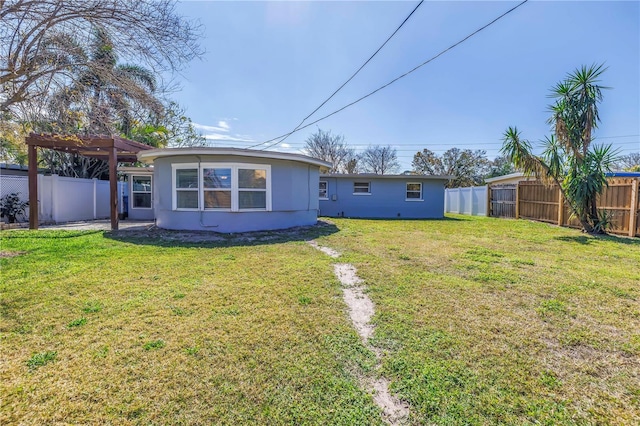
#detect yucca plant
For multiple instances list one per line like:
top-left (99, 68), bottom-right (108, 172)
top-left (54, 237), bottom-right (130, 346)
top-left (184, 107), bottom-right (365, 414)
top-left (501, 64), bottom-right (618, 234)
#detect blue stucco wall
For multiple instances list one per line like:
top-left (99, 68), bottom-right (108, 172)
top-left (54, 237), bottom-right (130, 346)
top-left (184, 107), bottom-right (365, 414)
top-left (126, 174), bottom-right (155, 221)
top-left (152, 154), bottom-right (320, 232)
top-left (319, 177), bottom-right (447, 219)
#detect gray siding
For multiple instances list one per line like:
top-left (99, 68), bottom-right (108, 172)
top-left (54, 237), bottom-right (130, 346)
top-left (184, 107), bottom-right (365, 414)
top-left (152, 155), bottom-right (320, 232)
top-left (319, 177), bottom-right (446, 219)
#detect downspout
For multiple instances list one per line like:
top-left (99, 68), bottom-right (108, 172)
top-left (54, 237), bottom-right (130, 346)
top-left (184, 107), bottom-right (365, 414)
top-left (308, 165), bottom-right (311, 211)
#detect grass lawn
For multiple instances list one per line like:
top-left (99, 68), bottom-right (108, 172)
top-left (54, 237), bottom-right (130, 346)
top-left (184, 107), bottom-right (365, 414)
top-left (1, 215), bottom-right (639, 424)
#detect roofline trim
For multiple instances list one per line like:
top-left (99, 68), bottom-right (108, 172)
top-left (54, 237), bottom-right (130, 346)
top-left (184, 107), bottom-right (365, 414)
top-left (137, 147), bottom-right (332, 168)
top-left (320, 173), bottom-right (453, 180)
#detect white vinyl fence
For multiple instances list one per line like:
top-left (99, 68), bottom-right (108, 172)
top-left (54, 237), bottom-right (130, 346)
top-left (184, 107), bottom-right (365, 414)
top-left (1, 174), bottom-right (126, 224)
top-left (445, 185), bottom-right (487, 216)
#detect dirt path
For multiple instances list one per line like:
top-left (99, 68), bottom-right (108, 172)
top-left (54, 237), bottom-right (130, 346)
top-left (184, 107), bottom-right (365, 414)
top-left (307, 241), bottom-right (409, 425)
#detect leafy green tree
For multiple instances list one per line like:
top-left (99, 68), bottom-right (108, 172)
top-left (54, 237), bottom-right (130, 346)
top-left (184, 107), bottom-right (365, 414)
top-left (501, 64), bottom-right (617, 233)
top-left (486, 155), bottom-right (516, 179)
top-left (0, 115), bottom-right (28, 165)
top-left (127, 102), bottom-right (207, 148)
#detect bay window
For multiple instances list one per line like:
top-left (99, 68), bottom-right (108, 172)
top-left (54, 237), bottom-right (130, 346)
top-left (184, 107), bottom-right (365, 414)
top-left (173, 163), bottom-right (271, 211)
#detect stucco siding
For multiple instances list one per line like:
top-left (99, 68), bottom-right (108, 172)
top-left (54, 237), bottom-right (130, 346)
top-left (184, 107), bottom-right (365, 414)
top-left (151, 154), bottom-right (321, 232)
top-left (128, 206), bottom-right (155, 220)
top-left (319, 177), bottom-right (446, 219)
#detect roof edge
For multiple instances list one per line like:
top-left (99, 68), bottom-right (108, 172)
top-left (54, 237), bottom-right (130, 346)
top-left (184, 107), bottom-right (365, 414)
top-left (484, 172), bottom-right (526, 183)
top-left (137, 147), bottom-right (332, 169)
top-left (320, 173), bottom-right (453, 180)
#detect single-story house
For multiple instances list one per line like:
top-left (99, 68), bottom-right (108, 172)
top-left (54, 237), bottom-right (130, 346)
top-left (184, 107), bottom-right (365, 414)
top-left (485, 171), bottom-right (640, 185)
top-left (136, 147), bottom-right (331, 232)
top-left (318, 174), bottom-right (451, 219)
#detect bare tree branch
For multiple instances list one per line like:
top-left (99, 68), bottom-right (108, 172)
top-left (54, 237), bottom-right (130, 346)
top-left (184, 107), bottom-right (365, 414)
top-left (1, 0), bottom-right (203, 113)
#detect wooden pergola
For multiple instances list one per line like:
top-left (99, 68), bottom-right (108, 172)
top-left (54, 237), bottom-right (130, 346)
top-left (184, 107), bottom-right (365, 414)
top-left (26, 133), bottom-right (154, 230)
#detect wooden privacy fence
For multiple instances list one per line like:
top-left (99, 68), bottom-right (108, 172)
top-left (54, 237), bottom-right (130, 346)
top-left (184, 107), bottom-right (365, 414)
top-left (489, 184), bottom-right (517, 218)
top-left (488, 178), bottom-right (640, 237)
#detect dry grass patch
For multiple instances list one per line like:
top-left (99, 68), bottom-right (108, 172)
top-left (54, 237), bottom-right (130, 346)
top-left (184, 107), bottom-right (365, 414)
top-left (316, 216), bottom-right (640, 425)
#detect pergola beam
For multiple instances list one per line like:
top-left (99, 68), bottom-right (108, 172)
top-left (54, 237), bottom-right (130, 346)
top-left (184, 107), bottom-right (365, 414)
top-left (25, 133), bottom-right (152, 231)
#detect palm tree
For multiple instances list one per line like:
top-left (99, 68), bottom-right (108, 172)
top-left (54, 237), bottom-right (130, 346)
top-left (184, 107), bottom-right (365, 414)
top-left (78, 27), bottom-right (163, 136)
top-left (501, 64), bottom-right (617, 234)
top-left (40, 27), bottom-right (164, 178)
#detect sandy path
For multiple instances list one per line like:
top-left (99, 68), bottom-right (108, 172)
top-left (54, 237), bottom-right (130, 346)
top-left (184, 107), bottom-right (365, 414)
top-left (307, 241), bottom-right (409, 425)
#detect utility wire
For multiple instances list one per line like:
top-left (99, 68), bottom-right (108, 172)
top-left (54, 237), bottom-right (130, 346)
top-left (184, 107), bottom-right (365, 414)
top-left (254, 0), bottom-right (529, 151)
top-left (248, 0), bottom-right (424, 150)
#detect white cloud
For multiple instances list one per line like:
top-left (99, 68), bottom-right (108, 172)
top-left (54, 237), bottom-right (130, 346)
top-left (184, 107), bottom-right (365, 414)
top-left (193, 121), bottom-right (255, 144)
top-left (280, 143), bottom-right (291, 148)
top-left (192, 122), bottom-right (229, 133)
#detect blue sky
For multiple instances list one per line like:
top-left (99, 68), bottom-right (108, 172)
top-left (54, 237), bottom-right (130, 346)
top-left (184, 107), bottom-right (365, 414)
top-left (170, 1), bottom-right (640, 170)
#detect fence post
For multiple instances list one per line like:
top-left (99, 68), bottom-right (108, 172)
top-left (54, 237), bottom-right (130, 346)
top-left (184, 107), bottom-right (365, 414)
top-left (444, 189), bottom-right (449, 214)
top-left (51, 174), bottom-right (59, 223)
top-left (470, 186), bottom-right (476, 216)
top-left (93, 178), bottom-right (98, 219)
top-left (486, 185), bottom-right (491, 217)
top-left (515, 183), bottom-right (520, 219)
top-left (457, 188), bottom-right (462, 214)
top-left (629, 178), bottom-right (639, 237)
top-left (37, 174), bottom-right (43, 219)
top-left (557, 187), bottom-right (564, 226)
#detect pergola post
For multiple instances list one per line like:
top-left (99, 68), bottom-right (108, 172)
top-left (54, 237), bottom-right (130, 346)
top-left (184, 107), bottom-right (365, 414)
top-left (24, 133), bottom-right (152, 231)
top-left (109, 146), bottom-right (118, 230)
top-left (28, 144), bottom-right (38, 229)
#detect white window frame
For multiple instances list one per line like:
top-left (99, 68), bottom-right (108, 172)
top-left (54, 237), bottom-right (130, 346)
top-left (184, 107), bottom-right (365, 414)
top-left (173, 163), bottom-right (199, 211)
top-left (319, 181), bottom-right (328, 200)
top-left (353, 181), bottom-right (371, 195)
top-left (406, 182), bottom-right (423, 201)
top-left (131, 175), bottom-right (153, 209)
top-left (235, 164), bottom-right (271, 212)
top-left (172, 163), bottom-right (272, 212)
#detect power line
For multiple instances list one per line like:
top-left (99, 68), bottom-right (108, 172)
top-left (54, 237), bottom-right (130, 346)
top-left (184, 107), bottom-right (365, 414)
top-left (235, 136), bottom-right (640, 148)
top-left (254, 0), bottom-right (529, 151)
top-left (247, 0), bottom-right (424, 150)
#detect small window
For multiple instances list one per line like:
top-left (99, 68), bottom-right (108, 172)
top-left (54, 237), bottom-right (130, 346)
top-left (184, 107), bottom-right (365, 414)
top-left (175, 168), bottom-right (199, 209)
top-left (353, 182), bottom-right (370, 194)
top-left (132, 175), bottom-right (152, 209)
top-left (319, 181), bottom-right (328, 199)
top-left (406, 182), bottom-right (422, 200)
top-left (173, 163), bottom-right (270, 211)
